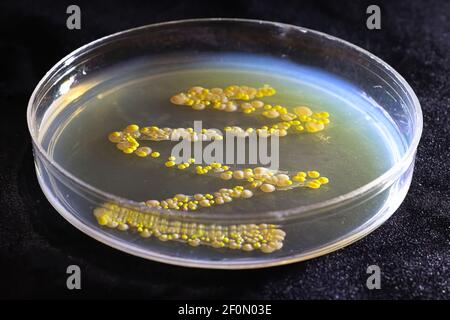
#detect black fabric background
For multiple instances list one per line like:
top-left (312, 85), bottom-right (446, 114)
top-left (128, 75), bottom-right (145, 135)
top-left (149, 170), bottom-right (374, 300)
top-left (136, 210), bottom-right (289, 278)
top-left (0, 0), bottom-right (449, 299)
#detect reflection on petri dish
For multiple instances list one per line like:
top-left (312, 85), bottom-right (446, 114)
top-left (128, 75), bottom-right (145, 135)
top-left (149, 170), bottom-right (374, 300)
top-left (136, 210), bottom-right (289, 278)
top-left (28, 19), bottom-right (422, 269)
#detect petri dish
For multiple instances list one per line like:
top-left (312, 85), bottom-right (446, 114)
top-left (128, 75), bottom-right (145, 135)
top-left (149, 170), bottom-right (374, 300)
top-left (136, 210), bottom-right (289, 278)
top-left (27, 19), bottom-right (422, 269)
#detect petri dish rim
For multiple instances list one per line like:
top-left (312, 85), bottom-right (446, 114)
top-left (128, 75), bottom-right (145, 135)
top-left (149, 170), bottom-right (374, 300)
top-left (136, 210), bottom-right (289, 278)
top-left (27, 18), bottom-right (423, 222)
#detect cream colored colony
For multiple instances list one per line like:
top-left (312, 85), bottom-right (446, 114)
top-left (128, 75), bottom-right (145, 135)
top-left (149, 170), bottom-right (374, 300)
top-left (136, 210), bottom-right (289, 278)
top-left (93, 85), bottom-right (330, 253)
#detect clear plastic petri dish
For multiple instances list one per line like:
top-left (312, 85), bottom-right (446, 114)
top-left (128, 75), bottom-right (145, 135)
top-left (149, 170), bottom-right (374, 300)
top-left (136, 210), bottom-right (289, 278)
top-left (27, 19), bottom-right (422, 269)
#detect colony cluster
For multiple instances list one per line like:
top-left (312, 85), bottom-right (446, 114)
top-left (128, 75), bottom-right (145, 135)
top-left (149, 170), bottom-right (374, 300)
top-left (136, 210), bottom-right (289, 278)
top-left (94, 85), bottom-right (331, 253)
top-left (94, 203), bottom-right (285, 253)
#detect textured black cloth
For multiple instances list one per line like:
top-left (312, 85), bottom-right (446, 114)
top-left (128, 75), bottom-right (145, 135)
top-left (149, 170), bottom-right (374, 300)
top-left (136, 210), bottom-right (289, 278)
top-left (0, 0), bottom-right (449, 299)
